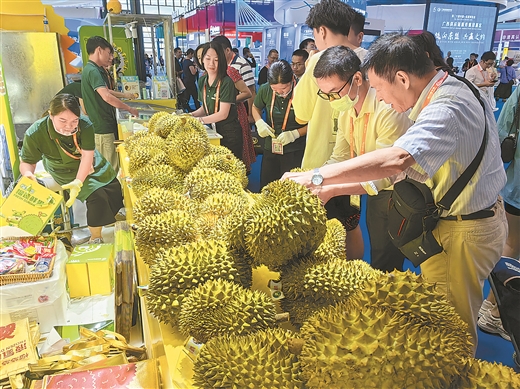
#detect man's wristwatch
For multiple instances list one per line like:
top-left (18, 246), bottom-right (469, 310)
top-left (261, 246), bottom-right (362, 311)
top-left (311, 168), bottom-right (324, 186)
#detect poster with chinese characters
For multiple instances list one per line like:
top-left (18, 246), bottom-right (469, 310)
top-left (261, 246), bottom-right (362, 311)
top-left (427, 3), bottom-right (497, 68)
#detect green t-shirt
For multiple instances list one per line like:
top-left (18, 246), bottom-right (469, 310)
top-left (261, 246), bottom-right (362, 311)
top-left (197, 75), bottom-right (238, 129)
top-left (81, 60), bottom-right (117, 135)
top-left (253, 83), bottom-right (306, 153)
top-left (21, 115), bottom-right (116, 201)
top-left (58, 81), bottom-right (82, 98)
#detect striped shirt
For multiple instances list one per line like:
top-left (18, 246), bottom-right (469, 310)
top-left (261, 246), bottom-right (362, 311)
top-left (231, 55), bottom-right (255, 87)
top-left (394, 70), bottom-right (506, 216)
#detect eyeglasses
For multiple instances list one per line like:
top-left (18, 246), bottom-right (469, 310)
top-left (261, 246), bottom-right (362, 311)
top-left (317, 74), bottom-right (354, 101)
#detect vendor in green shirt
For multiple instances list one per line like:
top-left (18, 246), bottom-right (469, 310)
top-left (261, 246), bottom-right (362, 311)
top-left (191, 42), bottom-right (243, 159)
top-left (252, 60), bottom-right (307, 188)
top-left (19, 94), bottom-right (123, 245)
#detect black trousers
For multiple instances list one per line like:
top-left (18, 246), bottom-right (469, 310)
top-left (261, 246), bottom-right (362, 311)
top-left (85, 178), bottom-right (124, 227)
top-left (184, 82), bottom-right (200, 111)
top-left (366, 190), bottom-right (406, 272)
top-left (260, 148), bottom-right (304, 189)
top-left (218, 121), bottom-right (243, 161)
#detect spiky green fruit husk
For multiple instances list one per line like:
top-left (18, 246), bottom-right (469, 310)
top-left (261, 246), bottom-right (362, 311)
top-left (194, 193), bottom-right (249, 240)
top-left (209, 144), bottom-right (233, 155)
top-left (228, 247), bottom-right (254, 289)
top-left (451, 358), bottom-right (520, 388)
top-left (300, 302), bottom-right (466, 389)
top-left (244, 179), bottom-right (327, 270)
top-left (123, 130), bottom-right (148, 152)
top-left (179, 279), bottom-right (277, 343)
top-left (133, 188), bottom-right (193, 223)
top-left (135, 210), bottom-right (197, 264)
top-left (195, 153), bottom-right (248, 188)
top-left (165, 129), bottom-right (211, 172)
top-left (313, 218), bottom-right (347, 262)
top-left (147, 111), bottom-right (170, 133)
top-left (128, 148), bottom-right (168, 175)
top-left (183, 168), bottom-right (244, 201)
top-left (146, 240), bottom-right (239, 326)
top-left (125, 133), bottom-right (166, 157)
top-left (279, 298), bottom-right (329, 329)
top-left (351, 270), bottom-right (471, 348)
top-left (131, 164), bottom-right (185, 197)
top-left (193, 328), bottom-right (303, 389)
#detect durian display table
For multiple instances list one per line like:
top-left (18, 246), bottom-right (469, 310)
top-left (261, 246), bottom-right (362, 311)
top-left (117, 146), bottom-right (281, 388)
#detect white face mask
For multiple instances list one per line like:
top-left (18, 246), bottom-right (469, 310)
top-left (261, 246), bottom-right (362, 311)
top-left (330, 81), bottom-right (359, 112)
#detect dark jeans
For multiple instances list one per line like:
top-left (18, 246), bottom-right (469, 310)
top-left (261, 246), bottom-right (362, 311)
top-left (260, 148), bottom-right (304, 189)
top-left (366, 190), bottom-right (406, 272)
top-left (183, 82), bottom-right (200, 111)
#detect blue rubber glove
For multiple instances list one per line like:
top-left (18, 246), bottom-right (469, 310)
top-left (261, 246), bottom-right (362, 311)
top-left (62, 179), bottom-right (83, 208)
top-left (276, 129), bottom-right (300, 146)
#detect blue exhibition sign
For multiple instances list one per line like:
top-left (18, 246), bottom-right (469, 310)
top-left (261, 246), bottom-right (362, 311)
top-left (427, 3), bottom-right (497, 67)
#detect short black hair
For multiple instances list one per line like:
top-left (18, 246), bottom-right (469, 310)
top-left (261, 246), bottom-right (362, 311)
top-left (232, 48), bottom-right (239, 54)
top-left (268, 49), bottom-right (279, 57)
top-left (409, 31), bottom-right (448, 71)
top-left (314, 46), bottom-right (361, 82)
top-left (267, 60), bottom-right (293, 85)
top-left (306, 0), bottom-right (355, 37)
top-left (361, 33), bottom-right (435, 83)
top-left (174, 47), bottom-right (182, 53)
top-left (186, 48), bottom-right (194, 56)
top-left (507, 59), bottom-right (514, 66)
top-left (202, 41), bottom-right (228, 82)
top-left (292, 49), bottom-right (309, 62)
top-left (299, 38), bottom-right (315, 50)
top-left (86, 36), bottom-right (113, 55)
top-left (195, 43), bottom-right (209, 70)
top-left (351, 10), bottom-right (365, 35)
top-left (481, 51), bottom-right (496, 62)
top-left (243, 47), bottom-right (250, 55)
top-left (212, 35), bottom-right (232, 50)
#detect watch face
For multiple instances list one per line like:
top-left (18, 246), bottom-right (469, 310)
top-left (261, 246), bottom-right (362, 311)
top-left (311, 174), bottom-right (323, 186)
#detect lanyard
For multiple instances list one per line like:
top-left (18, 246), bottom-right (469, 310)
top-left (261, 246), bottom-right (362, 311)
top-left (269, 80), bottom-right (295, 132)
top-left (421, 72), bottom-right (449, 110)
top-left (477, 65), bottom-right (488, 84)
top-left (47, 123), bottom-right (82, 160)
top-left (203, 79), bottom-right (221, 115)
top-left (349, 113), bottom-right (370, 159)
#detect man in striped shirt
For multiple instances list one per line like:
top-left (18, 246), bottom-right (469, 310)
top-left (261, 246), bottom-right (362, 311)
top-left (283, 33), bottom-right (507, 355)
top-left (212, 35), bottom-right (256, 122)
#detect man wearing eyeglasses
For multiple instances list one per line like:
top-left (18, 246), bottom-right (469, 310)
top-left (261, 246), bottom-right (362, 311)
top-left (465, 51), bottom-right (498, 112)
top-left (313, 45), bottom-right (412, 272)
top-left (291, 49), bottom-right (309, 80)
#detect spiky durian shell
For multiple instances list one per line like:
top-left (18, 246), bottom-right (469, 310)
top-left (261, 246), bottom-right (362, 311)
top-left (130, 164), bottom-right (185, 197)
top-left (128, 148), bottom-right (168, 175)
top-left (300, 302), bottom-right (466, 389)
top-left (195, 153), bottom-right (248, 188)
top-left (165, 129), bottom-right (211, 172)
top-left (133, 188), bottom-right (193, 223)
top-left (279, 298), bottom-right (329, 329)
top-left (135, 210), bottom-right (197, 264)
top-left (313, 218), bottom-right (347, 262)
top-left (147, 111), bottom-right (170, 133)
top-left (228, 247), bottom-right (254, 289)
top-left (451, 358), bottom-right (520, 388)
top-left (146, 240), bottom-right (239, 326)
top-left (244, 179), bottom-right (327, 270)
top-left (209, 144), bottom-right (233, 155)
top-left (123, 130), bottom-right (148, 152)
top-left (125, 133), bottom-right (166, 157)
top-left (178, 279), bottom-right (277, 343)
top-left (183, 167), bottom-right (244, 201)
top-left (193, 328), bottom-right (304, 389)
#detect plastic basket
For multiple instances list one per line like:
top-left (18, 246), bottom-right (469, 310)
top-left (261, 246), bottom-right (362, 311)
top-left (0, 236), bottom-right (57, 286)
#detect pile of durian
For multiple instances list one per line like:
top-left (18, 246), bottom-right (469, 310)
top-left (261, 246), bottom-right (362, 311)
top-left (123, 111), bottom-right (520, 389)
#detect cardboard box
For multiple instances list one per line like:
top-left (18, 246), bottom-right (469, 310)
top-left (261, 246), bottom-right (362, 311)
top-left (66, 243), bottom-right (114, 297)
top-left (0, 176), bottom-right (62, 235)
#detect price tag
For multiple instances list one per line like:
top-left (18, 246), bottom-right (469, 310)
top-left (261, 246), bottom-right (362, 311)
top-left (268, 279), bottom-right (284, 300)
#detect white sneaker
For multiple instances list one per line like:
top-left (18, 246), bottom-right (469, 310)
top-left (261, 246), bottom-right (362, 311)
top-left (477, 310), bottom-right (511, 342)
top-left (478, 298), bottom-right (496, 318)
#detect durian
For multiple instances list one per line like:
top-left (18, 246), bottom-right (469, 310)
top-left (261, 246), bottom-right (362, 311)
top-left (193, 328), bottom-right (304, 389)
top-left (209, 144), bottom-right (233, 155)
top-left (313, 218), bottom-right (347, 262)
top-left (166, 129), bottom-right (211, 171)
top-left (183, 168), bottom-right (244, 201)
top-left (128, 147), bottom-right (167, 175)
top-left (178, 279), bottom-right (277, 343)
top-left (451, 358), bottom-right (520, 388)
top-left (156, 114), bottom-right (207, 139)
top-left (133, 188), bottom-right (193, 223)
top-left (299, 302), bottom-right (467, 389)
top-left (195, 153), bottom-right (248, 188)
top-left (244, 179), bottom-right (327, 270)
top-left (130, 164), bottom-right (185, 197)
top-left (135, 210), bottom-right (197, 264)
top-left (146, 111), bottom-right (170, 133)
top-left (125, 133), bottom-right (166, 157)
top-left (146, 240), bottom-right (239, 325)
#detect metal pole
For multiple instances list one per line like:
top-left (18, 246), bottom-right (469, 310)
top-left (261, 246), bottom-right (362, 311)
top-left (235, 0), bottom-right (239, 50)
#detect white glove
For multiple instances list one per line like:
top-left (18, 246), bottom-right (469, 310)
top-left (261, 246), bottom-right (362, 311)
top-left (277, 129), bottom-right (300, 146)
top-left (255, 119), bottom-right (275, 138)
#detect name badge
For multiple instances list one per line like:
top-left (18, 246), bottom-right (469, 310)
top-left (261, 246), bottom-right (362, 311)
top-left (272, 139), bottom-right (284, 155)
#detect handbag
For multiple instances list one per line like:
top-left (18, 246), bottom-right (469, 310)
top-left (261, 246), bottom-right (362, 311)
top-left (176, 77), bottom-right (186, 95)
top-left (387, 74), bottom-right (487, 267)
top-left (501, 97), bottom-right (520, 163)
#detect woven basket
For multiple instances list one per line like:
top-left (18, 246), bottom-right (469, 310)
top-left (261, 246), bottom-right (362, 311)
top-left (0, 236), bottom-right (57, 286)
